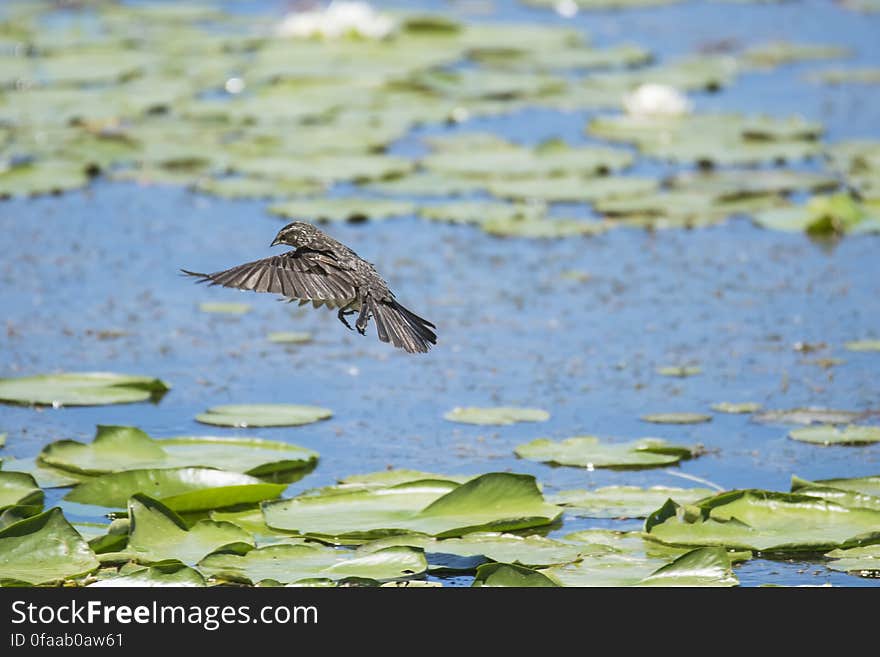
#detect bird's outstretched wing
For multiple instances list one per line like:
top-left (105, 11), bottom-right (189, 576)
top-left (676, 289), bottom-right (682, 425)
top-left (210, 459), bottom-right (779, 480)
top-left (182, 250), bottom-right (357, 308)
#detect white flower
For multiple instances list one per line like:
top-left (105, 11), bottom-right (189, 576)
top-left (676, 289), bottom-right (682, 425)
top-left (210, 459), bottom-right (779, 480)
top-left (276, 2), bottom-right (396, 40)
top-left (622, 83), bottom-right (693, 118)
top-left (555, 0), bottom-right (579, 18)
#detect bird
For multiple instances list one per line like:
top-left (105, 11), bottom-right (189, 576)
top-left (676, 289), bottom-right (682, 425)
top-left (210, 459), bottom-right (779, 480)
top-left (182, 221), bottom-right (437, 354)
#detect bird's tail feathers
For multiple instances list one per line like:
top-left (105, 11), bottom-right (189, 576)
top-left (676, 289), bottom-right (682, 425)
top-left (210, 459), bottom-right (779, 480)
top-left (368, 297), bottom-right (437, 354)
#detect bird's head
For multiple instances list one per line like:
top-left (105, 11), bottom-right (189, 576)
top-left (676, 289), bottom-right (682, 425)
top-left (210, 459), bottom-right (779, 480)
top-left (271, 221), bottom-right (320, 248)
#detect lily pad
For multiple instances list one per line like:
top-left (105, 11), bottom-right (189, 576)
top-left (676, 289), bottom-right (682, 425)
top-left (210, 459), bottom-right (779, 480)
top-left (668, 169), bottom-right (840, 198)
top-left (420, 532), bottom-right (583, 569)
top-left (752, 408), bottom-right (862, 425)
top-left (657, 366), bottom-right (702, 377)
top-left (234, 154), bottom-right (414, 184)
top-left (711, 402), bottom-right (762, 414)
top-left (40, 426), bottom-right (318, 476)
top-left (641, 413), bottom-right (712, 424)
top-left (0, 160), bottom-right (91, 198)
top-left (472, 562), bottom-right (560, 587)
top-left (482, 216), bottom-right (609, 238)
top-left (267, 331), bottom-right (313, 344)
top-left (195, 404), bottom-right (332, 428)
top-left (125, 494), bottom-right (254, 565)
top-left (645, 490), bottom-right (880, 553)
top-left (339, 470), bottom-right (473, 489)
top-left (193, 176), bottom-right (322, 200)
top-left (65, 468), bottom-right (287, 512)
top-left (486, 175), bottom-right (658, 203)
top-left (198, 302), bottom-right (252, 314)
top-left (742, 42), bottom-right (851, 69)
top-left (0, 372), bottom-right (170, 407)
top-left (636, 547), bottom-right (738, 587)
top-left (263, 473), bottom-right (562, 542)
top-left (550, 486), bottom-right (714, 518)
top-left (788, 424), bottom-right (880, 446)
top-left (0, 508), bottom-right (99, 585)
top-left (844, 340), bottom-right (880, 352)
top-left (0, 471), bottom-right (43, 516)
top-left (515, 436), bottom-right (695, 469)
top-left (362, 172), bottom-right (485, 197)
top-left (790, 475), bottom-right (880, 511)
top-left (807, 68), bottom-right (880, 85)
top-left (443, 406), bottom-right (550, 425)
top-left (418, 201), bottom-right (545, 225)
top-left (198, 543), bottom-right (427, 585)
top-left (90, 563), bottom-right (207, 587)
top-left (824, 545), bottom-right (880, 575)
top-left (268, 198), bottom-right (416, 223)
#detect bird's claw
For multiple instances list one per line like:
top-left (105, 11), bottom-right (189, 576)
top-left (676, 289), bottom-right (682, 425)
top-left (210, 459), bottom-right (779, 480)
top-left (337, 308), bottom-right (355, 331)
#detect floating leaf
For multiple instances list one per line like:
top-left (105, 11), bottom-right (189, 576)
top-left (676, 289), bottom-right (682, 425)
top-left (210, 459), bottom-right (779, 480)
top-left (645, 490), bottom-right (880, 553)
top-left (198, 544), bottom-right (426, 585)
top-left (788, 424), bottom-right (880, 446)
top-left (752, 408), bottom-right (861, 425)
top-left (0, 160), bottom-right (91, 198)
top-left (0, 508), bottom-right (99, 585)
top-left (0, 457), bottom-right (84, 488)
top-left (711, 402), bottom-right (762, 414)
top-left (263, 473), bottom-right (562, 542)
top-left (844, 340), bottom-right (880, 352)
top-left (751, 193), bottom-right (880, 235)
top-left (198, 302), bottom-right (252, 314)
top-left (0, 472), bottom-right (43, 516)
top-left (668, 169), bottom-right (840, 198)
top-left (362, 172), bottom-right (485, 197)
top-left (421, 532), bottom-right (583, 569)
top-left (234, 154), bottom-right (414, 184)
top-left (90, 563), bottom-right (207, 587)
top-left (790, 475), bottom-right (880, 511)
top-left (125, 494), bottom-right (253, 565)
top-left (807, 68), bottom-right (880, 85)
top-left (742, 42), bottom-right (851, 68)
top-left (418, 201), bottom-right (544, 225)
top-left (550, 486), bottom-right (714, 518)
top-left (65, 468), bottom-right (286, 512)
top-left (195, 404), bottom-right (332, 428)
top-left (0, 372), bottom-right (170, 407)
top-left (641, 413), bottom-right (712, 424)
top-left (515, 436), bottom-right (695, 469)
top-left (824, 545), bottom-right (880, 575)
top-left (636, 547), bottom-right (738, 586)
top-left (268, 198), bottom-right (415, 223)
top-left (443, 406), bottom-right (550, 425)
top-left (482, 216), bottom-right (609, 238)
top-left (40, 426), bottom-right (318, 477)
top-left (472, 562), bottom-right (560, 587)
top-left (267, 332), bottom-right (313, 344)
top-left (193, 176), bottom-right (322, 200)
top-left (657, 366), bottom-right (702, 377)
top-left (486, 175), bottom-right (658, 203)
top-left (339, 470), bottom-right (472, 489)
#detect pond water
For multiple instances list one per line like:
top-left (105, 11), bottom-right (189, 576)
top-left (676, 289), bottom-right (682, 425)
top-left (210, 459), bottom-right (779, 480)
top-left (1, 0), bottom-right (879, 586)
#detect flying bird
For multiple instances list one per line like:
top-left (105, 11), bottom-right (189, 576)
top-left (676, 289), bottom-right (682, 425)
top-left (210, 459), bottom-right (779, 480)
top-left (182, 221), bottom-right (437, 354)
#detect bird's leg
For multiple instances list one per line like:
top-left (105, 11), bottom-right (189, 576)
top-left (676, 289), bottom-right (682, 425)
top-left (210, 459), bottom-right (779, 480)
top-left (336, 302), bottom-right (356, 331)
top-left (355, 301), bottom-right (371, 336)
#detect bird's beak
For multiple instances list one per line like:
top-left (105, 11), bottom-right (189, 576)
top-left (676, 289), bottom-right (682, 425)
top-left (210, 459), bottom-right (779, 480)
top-left (270, 237), bottom-right (281, 247)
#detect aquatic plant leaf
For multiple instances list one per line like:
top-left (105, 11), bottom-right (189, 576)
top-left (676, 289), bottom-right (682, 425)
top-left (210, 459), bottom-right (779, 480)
top-left (550, 485), bottom-right (714, 518)
top-left (0, 471), bottom-right (43, 516)
top-left (195, 404), bottom-right (332, 428)
top-left (0, 372), bottom-right (170, 407)
top-left (472, 562), bottom-right (560, 587)
top-left (268, 198), bottom-right (415, 222)
top-left (444, 406), bottom-right (550, 425)
top-left (89, 563), bottom-right (206, 587)
top-left (788, 425), bottom-right (880, 445)
top-left (641, 413), bottom-right (712, 424)
top-left (515, 436), bottom-right (695, 469)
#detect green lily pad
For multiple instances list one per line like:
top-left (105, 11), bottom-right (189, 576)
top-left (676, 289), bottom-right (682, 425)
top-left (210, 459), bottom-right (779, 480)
top-left (198, 302), bottom-right (252, 314)
top-left (443, 406), bottom-right (550, 425)
top-left (0, 508), bottom-right (99, 585)
top-left (339, 470), bottom-right (473, 489)
top-left (263, 473), bottom-right (562, 542)
top-left (418, 201), bottom-right (545, 225)
top-left (790, 475), bottom-right (880, 511)
top-left (268, 331), bottom-right (313, 344)
top-left (636, 547), bottom-right (738, 587)
top-left (90, 563), bottom-right (207, 587)
top-left (0, 372), bottom-right (170, 407)
top-left (751, 193), bottom-right (880, 235)
top-left (362, 172), bottom-right (485, 197)
top-left (125, 494), bottom-right (254, 565)
top-left (515, 436), bottom-right (695, 469)
top-left (195, 404), bottom-right (332, 428)
top-left (234, 154), bottom-right (414, 184)
top-left (752, 408), bottom-right (862, 425)
top-left (40, 426), bottom-right (318, 476)
top-left (193, 176), bottom-right (322, 200)
top-left (711, 402), bottom-right (762, 414)
top-left (0, 472), bottom-right (43, 516)
top-left (65, 468), bottom-right (286, 512)
top-left (742, 42), bottom-right (851, 69)
top-left (486, 175), bottom-right (658, 203)
top-left (645, 490), bottom-right (880, 553)
top-left (0, 457), bottom-right (85, 488)
top-left (550, 486), bottom-right (714, 518)
top-left (0, 434), bottom-right (5, 448)
top-left (482, 216), bottom-right (609, 238)
top-left (421, 532), bottom-right (583, 569)
top-left (641, 413), bottom-right (712, 424)
top-left (807, 68), bottom-right (880, 85)
top-left (0, 160), bottom-right (91, 198)
top-left (788, 424), bottom-right (880, 445)
top-left (472, 43), bottom-right (652, 72)
top-left (824, 544), bottom-right (880, 575)
top-left (657, 366), bottom-right (702, 377)
top-left (268, 198), bottom-right (416, 223)
top-left (198, 544), bottom-right (427, 585)
top-left (845, 340), bottom-right (880, 352)
top-left (472, 562), bottom-right (560, 587)
top-left (668, 169), bottom-right (840, 198)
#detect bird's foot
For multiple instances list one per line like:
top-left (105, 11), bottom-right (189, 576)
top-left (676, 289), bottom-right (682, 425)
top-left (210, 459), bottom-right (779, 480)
top-left (337, 308), bottom-right (356, 331)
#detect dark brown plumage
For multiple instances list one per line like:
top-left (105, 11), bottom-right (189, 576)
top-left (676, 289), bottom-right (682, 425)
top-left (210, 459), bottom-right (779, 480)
top-left (182, 221), bottom-right (437, 354)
